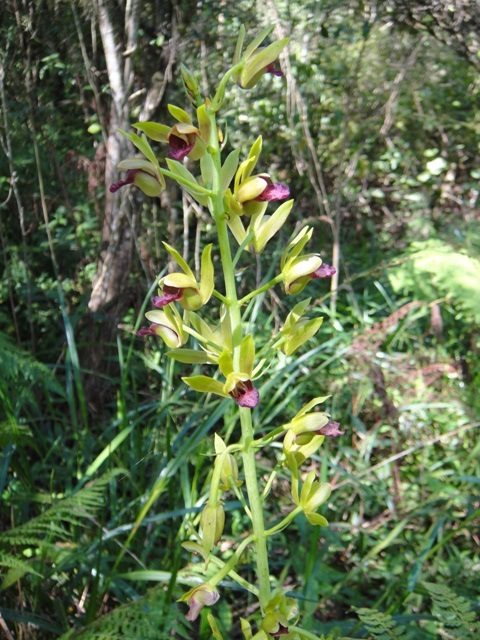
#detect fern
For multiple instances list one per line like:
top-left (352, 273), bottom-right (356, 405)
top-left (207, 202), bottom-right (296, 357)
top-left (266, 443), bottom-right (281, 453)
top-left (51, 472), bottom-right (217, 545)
top-left (388, 238), bottom-right (480, 324)
top-left (354, 607), bottom-right (411, 640)
top-left (0, 471), bottom-right (119, 588)
top-left (58, 586), bottom-right (191, 640)
top-left (423, 581), bottom-right (480, 639)
top-left (0, 419), bottom-right (33, 448)
top-left (0, 328), bottom-right (65, 414)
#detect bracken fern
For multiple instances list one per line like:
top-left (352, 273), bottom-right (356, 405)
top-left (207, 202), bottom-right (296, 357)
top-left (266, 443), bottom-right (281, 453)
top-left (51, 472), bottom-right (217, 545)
top-left (353, 607), bottom-right (411, 640)
top-left (423, 581), bottom-right (480, 639)
top-left (57, 586), bottom-right (191, 640)
top-left (0, 470), bottom-right (120, 589)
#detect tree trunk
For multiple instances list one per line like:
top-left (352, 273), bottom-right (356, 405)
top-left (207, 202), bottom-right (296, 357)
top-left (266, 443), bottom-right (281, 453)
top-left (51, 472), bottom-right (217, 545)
top-left (88, 0), bottom-right (140, 313)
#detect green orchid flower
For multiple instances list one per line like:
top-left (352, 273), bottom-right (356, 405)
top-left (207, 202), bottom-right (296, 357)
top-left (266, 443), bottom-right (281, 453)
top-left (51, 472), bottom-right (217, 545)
top-left (152, 242), bottom-right (214, 312)
top-left (223, 136), bottom-right (290, 221)
top-left (183, 334), bottom-right (260, 408)
top-left (109, 157), bottom-right (165, 197)
top-left (134, 102), bottom-right (211, 161)
top-left (275, 298), bottom-right (324, 356)
top-left (178, 583), bottom-right (220, 622)
top-left (137, 304), bottom-right (186, 349)
top-left (280, 227), bottom-right (336, 295)
top-left (233, 25), bottom-right (289, 89)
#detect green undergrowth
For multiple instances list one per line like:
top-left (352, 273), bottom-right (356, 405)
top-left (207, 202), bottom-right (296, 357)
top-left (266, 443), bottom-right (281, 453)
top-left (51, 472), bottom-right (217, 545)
top-left (1, 267), bottom-right (478, 638)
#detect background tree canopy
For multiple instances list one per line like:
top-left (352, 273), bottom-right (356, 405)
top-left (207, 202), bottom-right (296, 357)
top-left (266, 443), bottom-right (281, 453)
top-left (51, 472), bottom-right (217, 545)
top-left (0, 1), bottom-right (479, 638)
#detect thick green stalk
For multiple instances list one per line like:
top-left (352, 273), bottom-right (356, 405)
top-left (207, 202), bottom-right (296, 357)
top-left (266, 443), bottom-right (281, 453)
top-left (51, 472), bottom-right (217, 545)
top-left (206, 109), bottom-right (271, 611)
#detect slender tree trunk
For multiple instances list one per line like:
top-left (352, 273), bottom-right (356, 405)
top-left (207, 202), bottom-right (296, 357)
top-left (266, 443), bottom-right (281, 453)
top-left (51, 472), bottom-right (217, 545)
top-left (88, 0), bottom-right (140, 313)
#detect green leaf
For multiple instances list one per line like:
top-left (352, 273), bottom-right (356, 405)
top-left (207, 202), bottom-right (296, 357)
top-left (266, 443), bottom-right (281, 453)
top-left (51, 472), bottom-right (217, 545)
top-left (221, 149), bottom-right (241, 192)
top-left (243, 26), bottom-right (274, 60)
top-left (166, 349), bottom-right (216, 364)
top-left (83, 425), bottom-right (134, 477)
top-left (134, 121), bottom-right (170, 142)
top-left (119, 570), bottom-right (172, 581)
top-left (182, 375), bottom-right (228, 397)
top-left (167, 104), bottom-right (191, 123)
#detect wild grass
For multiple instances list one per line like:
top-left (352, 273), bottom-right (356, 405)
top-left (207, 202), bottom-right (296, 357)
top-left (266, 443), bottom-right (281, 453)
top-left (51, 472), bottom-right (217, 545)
top-left (1, 266), bottom-right (478, 639)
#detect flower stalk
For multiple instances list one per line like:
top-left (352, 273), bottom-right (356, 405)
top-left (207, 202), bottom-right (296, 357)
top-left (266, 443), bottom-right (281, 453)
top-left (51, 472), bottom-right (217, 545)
top-left (206, 106), bottom-right (272, 610)
top-left (112, 24), bottom-right (339, 637)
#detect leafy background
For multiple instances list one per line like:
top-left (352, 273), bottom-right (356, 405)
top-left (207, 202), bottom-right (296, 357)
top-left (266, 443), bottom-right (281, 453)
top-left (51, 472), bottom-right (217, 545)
top-left (0, 0), bottom-right (479, 638)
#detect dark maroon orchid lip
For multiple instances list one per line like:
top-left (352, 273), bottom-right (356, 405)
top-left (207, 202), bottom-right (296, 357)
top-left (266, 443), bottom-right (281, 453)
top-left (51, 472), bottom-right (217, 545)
top-left (109, 169), bottom-right (137, 193)
top-left (137, 324), bottom-right (158, 337)
top-left (167, 134), bottom-right (195, 161)
top-left (152, 285), bottom-right (183, 307)
top-left (229, 379), bottom-right (260, 408)
top-left (265, 62), bottom-right (284, 78)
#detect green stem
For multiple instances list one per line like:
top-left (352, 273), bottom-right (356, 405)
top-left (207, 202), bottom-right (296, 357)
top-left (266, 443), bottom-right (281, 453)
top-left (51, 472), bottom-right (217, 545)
top-left (206, 108), bottom-right (271, 612)
top-left (264, 506), bottom-right (302, 537)
top-left (238, 274), bottom-right (285, 306)
top-left (212, 289), bottom-right (229, 305)
top-left (239, 408), bottom-right (271, 610)
top-left (209, 534), bottom-right (255, 587)
top-left (158, 167), bottom-right (214, 195)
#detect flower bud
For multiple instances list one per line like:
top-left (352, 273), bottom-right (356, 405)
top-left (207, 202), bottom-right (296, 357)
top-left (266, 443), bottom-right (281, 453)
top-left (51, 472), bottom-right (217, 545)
top-left (215, 451), bottom-right (241, 491)
top-left (180, 63), bottom-right (200, 104)
top-left (200, 501), bottom-right (225, 555)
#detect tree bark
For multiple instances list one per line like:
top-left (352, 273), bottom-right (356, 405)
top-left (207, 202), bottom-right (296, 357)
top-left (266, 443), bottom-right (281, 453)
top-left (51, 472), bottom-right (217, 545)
top-left (88, 0), bottom-right (140, 313)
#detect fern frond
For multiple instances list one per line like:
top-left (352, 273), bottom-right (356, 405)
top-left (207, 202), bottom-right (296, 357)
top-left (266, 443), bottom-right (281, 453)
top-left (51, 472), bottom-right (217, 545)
top-left (0, 472), bottom-right (119, 550)
top-left (354, 607), bottom-right (410, 640)
top-left (0, 329), bottom-right (65, 407)
top-left (388, 239), bottom-right (480, 324)
top-left (0, 420), bottom-right (33, 447)
top-left (58, 586), bottom-right (191, 640)
top-left (423, 581), bottom-right (480, 639)
top-left (0, 551), bottom-right (43, 590)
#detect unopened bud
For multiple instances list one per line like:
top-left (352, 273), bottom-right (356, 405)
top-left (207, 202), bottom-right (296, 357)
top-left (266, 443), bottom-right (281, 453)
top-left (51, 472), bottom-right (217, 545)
top-left (200, 501), bottom-right (225, 555)
top-left (180, 64), bottom-right (200, 104)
